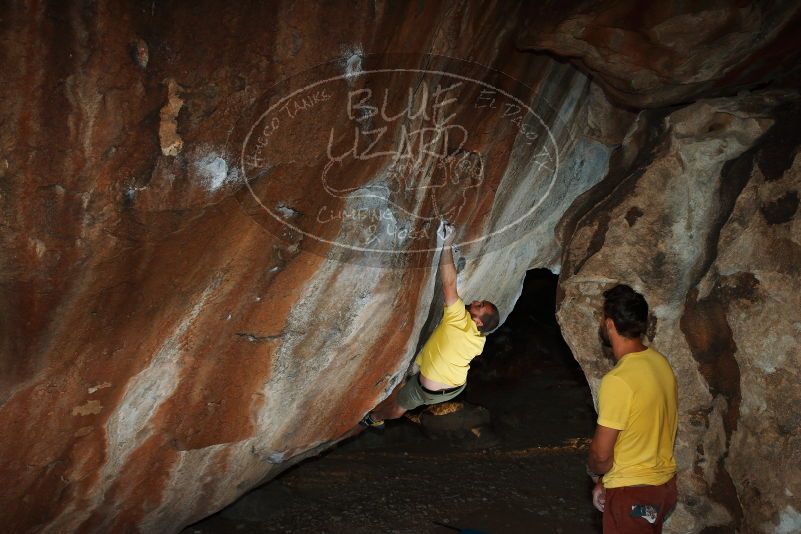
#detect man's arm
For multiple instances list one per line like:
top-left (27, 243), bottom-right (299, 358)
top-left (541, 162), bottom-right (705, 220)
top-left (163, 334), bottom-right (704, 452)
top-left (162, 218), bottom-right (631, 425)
top-left (588, 424), bottom-right (620, 475)
top-left (438, 224), bottom-right (459, 306)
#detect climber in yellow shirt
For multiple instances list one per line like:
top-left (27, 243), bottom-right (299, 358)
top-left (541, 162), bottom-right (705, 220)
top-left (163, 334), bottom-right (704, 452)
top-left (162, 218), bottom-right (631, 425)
top-left (360, 223), bottom-right (500, 429)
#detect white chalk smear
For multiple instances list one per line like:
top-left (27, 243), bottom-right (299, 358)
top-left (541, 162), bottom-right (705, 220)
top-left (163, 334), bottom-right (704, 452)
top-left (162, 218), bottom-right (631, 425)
top-left (341, 44), bottom-right (364, 83)
top-left (195, 152), bottom-right (240, 191)
top-left (276, 203), bottom-right (300, 219)
top-left (775, 506), bottom-right (801, 533)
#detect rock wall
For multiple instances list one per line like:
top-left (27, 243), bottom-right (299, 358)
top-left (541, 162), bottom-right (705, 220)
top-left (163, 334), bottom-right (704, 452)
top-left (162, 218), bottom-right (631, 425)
top-left (519, 0), bottom-right (801, 108)
top-left (1, 1), bottom-right (799, 533)
top-left (556, 94), bottom-right (801, 532)
top-left (0, 2), bottom-right (619, 532)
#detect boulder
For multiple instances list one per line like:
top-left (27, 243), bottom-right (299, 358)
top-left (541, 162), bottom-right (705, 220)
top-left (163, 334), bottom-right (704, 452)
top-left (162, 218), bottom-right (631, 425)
top-left (556, 92), bottom-right (801, 533)
top-left (0, 2), bottom-right (617, 531)
top-left (519, 1), bottom-right (801, 108)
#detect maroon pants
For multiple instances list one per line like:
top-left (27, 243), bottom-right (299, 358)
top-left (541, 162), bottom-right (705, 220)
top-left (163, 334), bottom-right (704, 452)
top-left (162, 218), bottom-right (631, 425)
top-left (603, 476), bottom-right (677, 533)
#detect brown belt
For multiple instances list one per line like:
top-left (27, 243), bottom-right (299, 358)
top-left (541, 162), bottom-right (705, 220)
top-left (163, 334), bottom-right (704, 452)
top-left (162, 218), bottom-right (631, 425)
top-left (418, 375), bottom-right (463, 395)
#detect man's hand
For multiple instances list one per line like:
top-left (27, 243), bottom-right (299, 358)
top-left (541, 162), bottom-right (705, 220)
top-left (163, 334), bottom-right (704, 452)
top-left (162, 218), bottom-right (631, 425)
top-left (437, 220), bottom-right (455, 247)
top-left (592, 482), bottom-right (606, 512)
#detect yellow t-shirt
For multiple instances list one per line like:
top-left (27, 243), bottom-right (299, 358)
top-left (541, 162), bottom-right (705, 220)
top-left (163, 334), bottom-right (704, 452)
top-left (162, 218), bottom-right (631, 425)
top-left (415, 299), bottom-right (486, 387)
top-left (598, 347), bottom-right (678, 488)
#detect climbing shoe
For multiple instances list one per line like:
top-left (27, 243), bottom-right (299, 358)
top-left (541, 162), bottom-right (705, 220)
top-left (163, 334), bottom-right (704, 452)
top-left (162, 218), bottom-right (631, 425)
top-left (359, 412), bottom-right (385, 430)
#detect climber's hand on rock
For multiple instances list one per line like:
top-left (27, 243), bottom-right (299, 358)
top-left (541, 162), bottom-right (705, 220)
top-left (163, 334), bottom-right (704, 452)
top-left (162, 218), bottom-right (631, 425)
top-left (437, 220), bottom-right (456, 247)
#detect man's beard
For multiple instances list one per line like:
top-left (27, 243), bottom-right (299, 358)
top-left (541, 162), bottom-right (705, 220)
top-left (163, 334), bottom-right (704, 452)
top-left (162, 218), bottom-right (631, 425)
top-left (598, 323), bottom-right (611, 348)
top-left (598, 322), bottom-right (615, 362)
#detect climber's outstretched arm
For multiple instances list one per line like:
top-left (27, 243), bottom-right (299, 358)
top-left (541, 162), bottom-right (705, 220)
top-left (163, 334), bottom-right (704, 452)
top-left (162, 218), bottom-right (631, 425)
top-left (438, 223), bottom-right (459, 306)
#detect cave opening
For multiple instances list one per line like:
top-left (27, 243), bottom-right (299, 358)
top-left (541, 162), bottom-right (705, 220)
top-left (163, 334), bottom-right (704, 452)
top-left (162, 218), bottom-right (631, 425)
top-left (185, 269), bottom-right (600, 534)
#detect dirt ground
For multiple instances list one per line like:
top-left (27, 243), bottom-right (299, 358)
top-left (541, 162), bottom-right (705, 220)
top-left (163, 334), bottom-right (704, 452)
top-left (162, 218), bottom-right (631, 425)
top-left (184, 271), bottom-right (602, 534)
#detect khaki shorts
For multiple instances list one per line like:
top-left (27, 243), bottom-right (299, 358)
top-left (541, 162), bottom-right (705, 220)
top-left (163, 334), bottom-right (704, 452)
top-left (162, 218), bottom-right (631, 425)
top-left (396, 374), bottom-right (466, 411)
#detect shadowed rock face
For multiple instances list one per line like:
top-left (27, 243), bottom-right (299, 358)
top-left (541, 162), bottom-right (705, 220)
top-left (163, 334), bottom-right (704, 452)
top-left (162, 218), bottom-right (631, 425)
top-left (556, 93), bottom-right (801, 533)
top-left (518, 1), bottom-right (801, 108)
top-left (0, 2), bottom-right (799, 533)
top-left (0, 2), bottom-right (621, 532)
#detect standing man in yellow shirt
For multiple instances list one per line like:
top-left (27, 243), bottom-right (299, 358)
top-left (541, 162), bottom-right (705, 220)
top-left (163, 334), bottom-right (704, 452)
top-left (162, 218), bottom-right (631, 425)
top-left (587, 284), bottom-right (678, 533)
top-left (360, 224), bottom-right (500, 429)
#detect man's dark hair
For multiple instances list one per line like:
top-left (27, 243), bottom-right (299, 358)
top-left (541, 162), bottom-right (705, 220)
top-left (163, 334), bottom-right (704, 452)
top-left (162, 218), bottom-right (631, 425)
top-left (602, 284), bottom-right (648, 339)
top-left (478, 302), bottom-right (500, 334)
